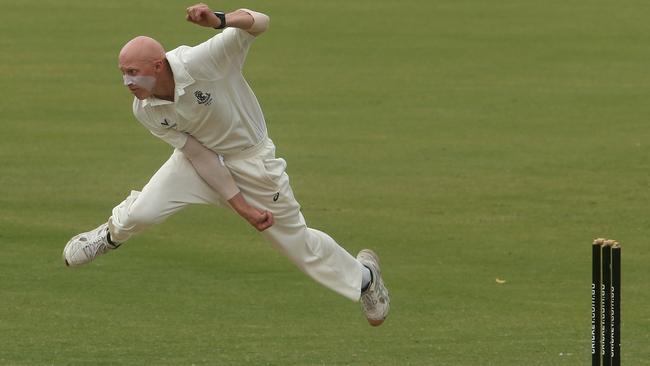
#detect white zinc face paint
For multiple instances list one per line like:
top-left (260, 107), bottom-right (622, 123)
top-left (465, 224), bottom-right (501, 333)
top-left (123, 74), bottom-right (157, 91)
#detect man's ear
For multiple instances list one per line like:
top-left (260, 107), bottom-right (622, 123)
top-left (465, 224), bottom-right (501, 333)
top-left (153, 59), bottom-right (165, 73)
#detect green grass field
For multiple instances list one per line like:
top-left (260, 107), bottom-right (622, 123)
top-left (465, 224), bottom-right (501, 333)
top-left (2, 0), bottom-right (650, 364)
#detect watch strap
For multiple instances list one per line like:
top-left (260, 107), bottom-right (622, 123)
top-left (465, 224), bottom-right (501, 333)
top-left (213, 12), bottom-right (226, 29)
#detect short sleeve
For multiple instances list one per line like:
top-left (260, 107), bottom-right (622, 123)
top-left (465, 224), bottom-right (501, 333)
top-left (183, 28), bottom-right (256, 75)
top-left (148, 128), bottom-right (188, 150)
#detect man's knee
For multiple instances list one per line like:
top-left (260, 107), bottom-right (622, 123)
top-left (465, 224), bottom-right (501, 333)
top-left (111, 191), bottom-right (164, 231)
top-left (263, 224), bottom-right (335, 265)
top-left (126, 201), bottom-right (166, 228)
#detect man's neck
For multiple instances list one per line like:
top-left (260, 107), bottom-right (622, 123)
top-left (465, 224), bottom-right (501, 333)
top-left (152, 59), bottom-right (175, 102)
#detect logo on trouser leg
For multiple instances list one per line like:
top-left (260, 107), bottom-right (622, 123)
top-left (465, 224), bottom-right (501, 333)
top-left (273, 192), bottom-right (280, 202)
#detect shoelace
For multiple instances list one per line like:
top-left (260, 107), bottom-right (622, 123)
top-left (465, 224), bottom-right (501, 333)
top-left (362, 292), bottom-right (379, 308)
top-left (81, 228), bottom-right (110, 260)
top-left (361, 281), bottom-right (388, 316)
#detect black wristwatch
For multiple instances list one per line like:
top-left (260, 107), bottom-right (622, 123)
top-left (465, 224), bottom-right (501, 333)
top-left (213, 11), bottom-right (227, 29)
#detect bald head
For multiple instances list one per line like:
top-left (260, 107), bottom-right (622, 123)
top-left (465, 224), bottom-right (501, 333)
top-left (119, 36), bottom-right (173, 100)
top-left (119, 36), bottom-right (166, 64)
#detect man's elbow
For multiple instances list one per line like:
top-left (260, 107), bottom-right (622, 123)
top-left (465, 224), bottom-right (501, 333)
top-left (180, 135), bottom-right (205, 161)
top-left (241, 9), bottom-right (270, 36)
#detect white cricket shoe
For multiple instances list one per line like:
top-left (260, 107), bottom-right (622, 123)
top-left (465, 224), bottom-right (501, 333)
top-left (63, 223), bottom-right (119, 267)
top-left (357, 249), bottom-right (390, 326)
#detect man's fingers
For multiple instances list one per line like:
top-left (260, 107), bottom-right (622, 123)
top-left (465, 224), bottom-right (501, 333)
top-left (255, 211), bottom-right (274, 231)
top-left (186, 4), bottom-right (214, 26)
top-left (186, 7), bottom-right (199, 22)
top-left (243, 208), bottom-right (274, 231)
top-left (196, 7), bottom-right (209, 20)
top-left (186, 7), bottom-right (195, 21)
top-left (264, 212), bottom-right (274, 229)
top-left (190, 8), bottom-right (199, 22)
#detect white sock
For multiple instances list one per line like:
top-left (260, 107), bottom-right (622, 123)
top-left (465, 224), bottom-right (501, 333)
top-left (361, 265), bottom-right (372, 292)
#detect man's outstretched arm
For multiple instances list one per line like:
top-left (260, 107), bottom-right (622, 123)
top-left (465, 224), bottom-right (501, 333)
top-left (186, 3), bottom-right (270, 36)
top-left (181, 135), bottom-right (274, 231)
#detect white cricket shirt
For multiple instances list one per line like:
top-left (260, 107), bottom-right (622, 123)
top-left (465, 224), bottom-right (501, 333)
top-left (132, 28), bottom-right (267, 155)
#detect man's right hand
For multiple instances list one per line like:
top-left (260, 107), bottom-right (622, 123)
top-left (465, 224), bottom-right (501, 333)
top-left (228, 192), bottom-right (274, 231)
top-left (242, 207), bottom-right (275, 232)
top-left (181, 136), bottom-right (273, 231)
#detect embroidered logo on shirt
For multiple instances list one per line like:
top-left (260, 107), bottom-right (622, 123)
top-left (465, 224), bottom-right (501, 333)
top-left (273, 192), bottom-right (280, 202)
top-left (161, 118), bottom-right (177, 129)
top-left (194, 90), bottom-right (213, 106)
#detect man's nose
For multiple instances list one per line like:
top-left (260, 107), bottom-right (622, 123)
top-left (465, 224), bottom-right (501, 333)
top-left (122, 75), bottom-right (135, 86)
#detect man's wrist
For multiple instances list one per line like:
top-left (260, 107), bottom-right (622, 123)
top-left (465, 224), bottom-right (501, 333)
top-left (227, 192), bottom-right (249, 215)
top-left (213, 11), bottom-right (227, 29)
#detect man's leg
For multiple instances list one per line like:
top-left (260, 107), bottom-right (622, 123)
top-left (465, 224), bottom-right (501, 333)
top-left (63, 149), bottom-right (225, 266)
top-left (109, 149), bottom-right (226, 242)
top-left (224, 140), bottom-right (390, 325)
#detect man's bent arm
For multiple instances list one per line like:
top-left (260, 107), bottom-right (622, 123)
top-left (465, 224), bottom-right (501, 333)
top-left (181, 135), bottom-right (239, 200)
top-left (181, 135), bottom-right (274, 231)
top-left (186, 3), bottom-right (270, 36)
top-left (225, 9), bottom-right (270, 36)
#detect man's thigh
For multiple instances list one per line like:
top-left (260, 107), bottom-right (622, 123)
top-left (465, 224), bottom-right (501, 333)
top-left (114, 149), bottom-right (226, 229)
top-left (142, 149), bottom-right (225, 208)
top-left (226, 152), bottom-right (301, 222)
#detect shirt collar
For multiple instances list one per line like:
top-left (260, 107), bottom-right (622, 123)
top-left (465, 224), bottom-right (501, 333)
top-left (141, 51), bottom-right (195, 107)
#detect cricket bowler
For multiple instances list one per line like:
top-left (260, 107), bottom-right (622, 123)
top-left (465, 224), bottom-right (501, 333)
top-left (63, 3), bottom-right (390, 326)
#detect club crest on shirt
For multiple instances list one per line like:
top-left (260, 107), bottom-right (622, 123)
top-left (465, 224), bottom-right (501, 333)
top-left (194, 90), bottom-right (213, 106)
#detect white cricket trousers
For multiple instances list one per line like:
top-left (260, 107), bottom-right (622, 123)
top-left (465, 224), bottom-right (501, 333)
top-left (107, 138), bottom-right (364, 301)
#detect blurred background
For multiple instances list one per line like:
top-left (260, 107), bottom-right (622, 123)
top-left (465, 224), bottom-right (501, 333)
top-left (1, 1), bottom-right (649, 364)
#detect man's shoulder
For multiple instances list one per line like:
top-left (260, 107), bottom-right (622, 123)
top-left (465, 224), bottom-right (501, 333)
top-left (166, 39), bottom-right (226, 81)
top-left (166, 44), bottom-right (191, 58)
top-left (166, 28), bottom-right (248, 62)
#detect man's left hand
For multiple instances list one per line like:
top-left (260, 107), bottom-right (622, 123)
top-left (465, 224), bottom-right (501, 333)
top-left (186, 3), bottom-right (220, 28)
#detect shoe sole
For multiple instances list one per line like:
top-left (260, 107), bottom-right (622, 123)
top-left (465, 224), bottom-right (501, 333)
top-left (62, 239), bottom-right (72, 267)
top-left (358, 249), bottom-right (388, 326)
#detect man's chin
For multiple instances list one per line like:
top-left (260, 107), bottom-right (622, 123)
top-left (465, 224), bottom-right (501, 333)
top-left (133, 92), bottom-right (151, 100)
